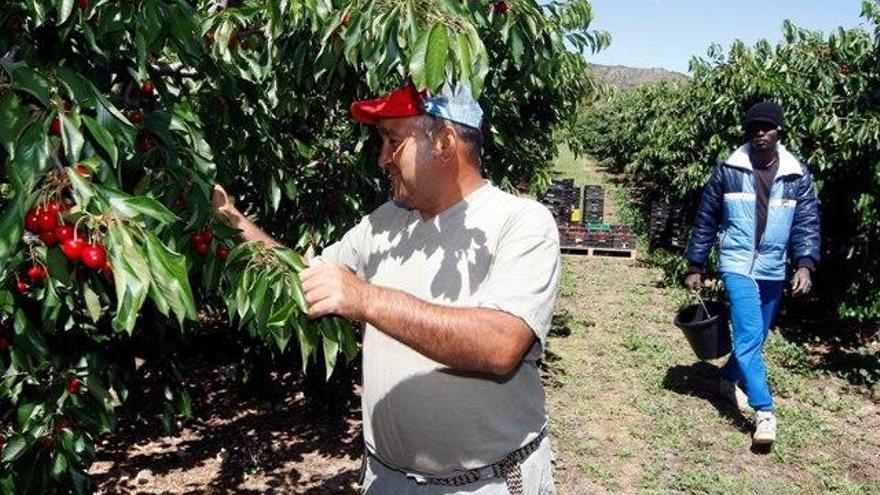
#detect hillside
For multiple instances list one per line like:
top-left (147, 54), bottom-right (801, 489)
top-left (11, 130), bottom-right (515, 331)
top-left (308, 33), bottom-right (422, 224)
top-left (590, 63), bottom-right (688, 91)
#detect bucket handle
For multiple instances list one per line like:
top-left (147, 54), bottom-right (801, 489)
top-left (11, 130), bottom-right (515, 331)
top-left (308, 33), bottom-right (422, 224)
top-left (690, 289), bottom-right (713, 319)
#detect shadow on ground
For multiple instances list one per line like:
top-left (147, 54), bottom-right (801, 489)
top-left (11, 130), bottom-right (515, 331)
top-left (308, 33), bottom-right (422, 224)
top-left (662, 360), bottom-right (753, 435)
top-left (92, 328), bottom-right (363, 495)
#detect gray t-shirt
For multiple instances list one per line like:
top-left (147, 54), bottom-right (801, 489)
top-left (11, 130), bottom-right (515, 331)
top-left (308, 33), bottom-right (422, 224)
top-left (319, 182), bottom-right (561, 475)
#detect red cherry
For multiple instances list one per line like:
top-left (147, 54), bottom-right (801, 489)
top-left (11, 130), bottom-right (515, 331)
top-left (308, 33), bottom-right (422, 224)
top-left (27, 265), bottom-right (47, 283)
top-left (50, 117), bottom-right (62, 136)
top-left (76, 0), bottom-right (88, 9)
top-left (241, 40), bottom-right (252, 50)
top-left (62, 99), bottom-right (73, 112)
top-left (61, 237), bottom-right (87, 261)
top-left (39, 231), bottom-right (58, 247)
top-left (25, 209), bottom-right (41, 233)
top-left (0, 337), bottom-right (10, 351)
top-left (37, 210), bottom-right (59, 233)
top-left (194, 242), bottom-right (209, 256)
top-left (15, 280), bottom-right (29, 293)
top-left (46, 201), bottom-right (62, 214)
top-left (74, 164), bottom-right (91, 177)
top-left (56, 417), bottom-right (76, 431)
top-left (491, 1), bottom-right (509, 14)
top-left (137, 131), bottom-right (157, 152)
top-left (54, 224), bottom-right (75, 243)
top-left (67, 377), bottom-right (82, 394)
top-left (342, 14), bottom-right (350, 25)
top-left (127, 111), bottom-right (144, 124)
top-left (200, 228), bottom-right (214, 243)
top-left (141, 80), bottom-right (154, 97)
top-left (216, 245), bottom-right (230, 260)
top-left (80, 244), bottom-right (107, 270)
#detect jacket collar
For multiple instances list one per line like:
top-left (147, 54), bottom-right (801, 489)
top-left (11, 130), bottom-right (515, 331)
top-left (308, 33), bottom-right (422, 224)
top-left (724, 143), bottom-right (803, 177)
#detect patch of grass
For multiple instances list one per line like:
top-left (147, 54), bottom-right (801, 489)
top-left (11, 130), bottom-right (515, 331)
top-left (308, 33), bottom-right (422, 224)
top-left (552, 145), bottom-right (603, 187)
top-left (559, 262), bottom-right (582, 298)
top-left (577, 461), bottom-right (619, 491)
top-left (670, 466), bottom-right (800, 495)
top-left (766, 332), bottom-right (815, 374)
top-left (771, 403), bottom-right (834, 464)
top-left (619, 331), bottom-right (673, 367)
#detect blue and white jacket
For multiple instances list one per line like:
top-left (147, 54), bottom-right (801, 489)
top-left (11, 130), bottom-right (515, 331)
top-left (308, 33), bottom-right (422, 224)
top-left (686, 144), bottom-right (821, 281)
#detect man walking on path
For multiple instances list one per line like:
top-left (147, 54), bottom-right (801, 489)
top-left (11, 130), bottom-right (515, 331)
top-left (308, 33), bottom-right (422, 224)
top-left (684, 101), bottom-right (821, 446)
top-left (212, 82), bottom-right (561, 494)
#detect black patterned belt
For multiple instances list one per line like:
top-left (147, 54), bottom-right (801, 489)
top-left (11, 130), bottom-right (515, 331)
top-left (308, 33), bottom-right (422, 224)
top-left (371, 430), bottom-right (547, 494)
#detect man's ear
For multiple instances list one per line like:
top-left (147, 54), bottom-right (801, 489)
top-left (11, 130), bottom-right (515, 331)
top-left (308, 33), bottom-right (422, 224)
top-left (433, 125), bottom-right (456, 162)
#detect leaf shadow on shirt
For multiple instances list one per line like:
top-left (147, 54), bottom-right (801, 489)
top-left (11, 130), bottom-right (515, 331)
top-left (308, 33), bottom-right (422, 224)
top-left (361, 201), bottom-right (495, 300)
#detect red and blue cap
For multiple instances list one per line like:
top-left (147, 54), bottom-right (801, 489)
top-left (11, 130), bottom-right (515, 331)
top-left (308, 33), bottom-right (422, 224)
top-left (351, 82), bottom-right (483, 130)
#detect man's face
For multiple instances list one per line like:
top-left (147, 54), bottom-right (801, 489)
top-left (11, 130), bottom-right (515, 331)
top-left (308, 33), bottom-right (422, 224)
top-left (746, 121), bottom-right (781, 151)
top-left (376, 116), bottom-right (442, 209)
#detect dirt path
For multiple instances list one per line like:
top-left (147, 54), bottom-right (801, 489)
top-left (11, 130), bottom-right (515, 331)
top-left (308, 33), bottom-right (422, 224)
top-left (546, 157), bottom-right (880, 495)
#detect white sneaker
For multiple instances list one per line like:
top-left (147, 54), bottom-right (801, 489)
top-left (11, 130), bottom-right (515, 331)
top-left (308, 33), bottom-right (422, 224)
top-left (753, 411), bottom-right (777, 445)
top-left (719, 379), bottom-right (753, 414)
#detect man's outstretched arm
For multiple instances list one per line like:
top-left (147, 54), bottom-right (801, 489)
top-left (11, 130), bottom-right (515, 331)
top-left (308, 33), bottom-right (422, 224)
top-left (212, 184), bottom-right (283, 248)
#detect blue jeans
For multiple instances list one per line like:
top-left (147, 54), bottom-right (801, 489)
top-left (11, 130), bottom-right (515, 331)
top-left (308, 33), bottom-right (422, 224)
top-left (720, 273), bottom-right (784, 412)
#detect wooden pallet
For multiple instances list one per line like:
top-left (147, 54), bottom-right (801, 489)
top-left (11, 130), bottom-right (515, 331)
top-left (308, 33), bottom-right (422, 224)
top-left (560, 245), bottom-right (637, 258)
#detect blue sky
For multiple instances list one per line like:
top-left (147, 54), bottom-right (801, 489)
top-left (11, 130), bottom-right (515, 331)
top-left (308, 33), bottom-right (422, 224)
top-left (586, 1), bottom-right (869, 73)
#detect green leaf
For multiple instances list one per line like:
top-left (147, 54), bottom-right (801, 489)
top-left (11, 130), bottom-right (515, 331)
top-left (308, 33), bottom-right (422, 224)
top-left (273, 248), bottom-right (306, 272)
top-left (81, 115), bottom-right (119, 167)
top-left (57, 0), bottom-right (75, 25)
top-left (123, 197), bottom-right (179, 224)
top-left (235, 269), bottom-right (253, 321)
top-left (83, 281), bottom-right (102, 323)
top-left (295, 315), bottom-right (319, 373)
top-left (424, 24), bottom-right (450, 91)
top-left (456, 33), bottom-right (473, 92)
top-left (465, 26), bottom-right (489, 98)
top-left (60, 112), bottom-right (85, 164)
top-left (250, 273), bottom-right (270, 316)
top-left (510, 26), bottom-right (525, 66)
top-left (0, 198), bottom-right (24, 260)
top-left (320, 317), bottom-right (340, 380)
top-left (107, 225), bottom-right (152, 334)
top-left (52, 451), bottom-right (69, 478)
top-left (0, 60), bottom-right (51, 105)
top-left (45, 247), bottom-right (72, 285)
top-left (143, 231), bottom-right (197, 326)
top-left (336, 318), bottom-right (360, 363)
top-left (271, 325), bottom-right (292, 353)
top-left (176, 387), bottom-right (193, 417)
top-left (66, 166), bottom-right (96, 210)
top-left (57, 67), bottom-right (99, 109)
top-left (290, 272), bottom-right (308, 314)
top-left (269, 176), bottom-right (281, 212)
top-left (13, 309), bottom-right (49, 359)
top-left (9, 121), bottom-right (52, 193)
top-left (408, 25), bottom-right (432, 89)
top-left (86, 375), bottom-right (115, 412)
top-left (1, 434), bottom-right (30, 463)
top-left (0, 93), bottom-right (28, 155)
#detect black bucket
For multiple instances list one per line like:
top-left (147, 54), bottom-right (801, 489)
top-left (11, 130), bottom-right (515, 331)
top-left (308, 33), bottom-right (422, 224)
top-left (674, 299), bottom-right (732, 360)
